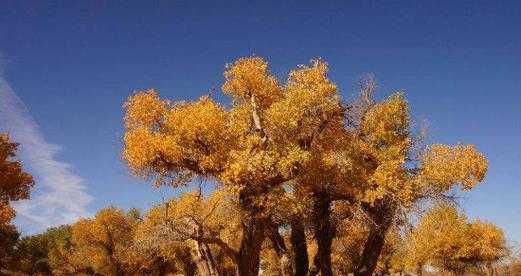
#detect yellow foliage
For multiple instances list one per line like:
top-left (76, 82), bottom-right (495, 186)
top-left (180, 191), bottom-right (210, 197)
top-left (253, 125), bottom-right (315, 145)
top-left (70, 207), bottom-right (137, 275)
top-left (406, 204), bottom-right (507, 274)
top-left (0, 131), bottom-right (34, 207)
top-left (121, 56), bottom-right (492, 275)
top-left (418, 144), bottom-right (488, 192)
top-left (123, 57), bottom-right (345, 210)
top-left (222, 56), bottom-right (283, 109)
top-left (0, 132), bottom-right (34, 263)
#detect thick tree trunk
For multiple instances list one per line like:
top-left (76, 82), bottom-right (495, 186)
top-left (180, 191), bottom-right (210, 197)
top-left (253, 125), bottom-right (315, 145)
top-left (290, 219), bottom-right (309, 276)
top-left (354, 226), bottom-right (387, 276)
top-left (193, 242), bottom-right (219, 276)
top-left (354, 199), bottom-right (396, 276)
top-left (105, 244), bottom-right (126, 276)
top-left (159, 261), bottom-right (168, 276)
top-left (178, 247), bottom-right (197, 276)
top-left (237, 218), bottom-right (266, 276)
top-left (236, 187), bottom-right (269, 276)
top-left (307, 190), bottom-right (333, 276)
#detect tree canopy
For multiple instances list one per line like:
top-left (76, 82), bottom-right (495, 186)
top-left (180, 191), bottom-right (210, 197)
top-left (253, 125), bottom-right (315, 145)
top-left (0, 132), bottom-right (34, 269)
top-left (2, 56), bottom-right (507, 276)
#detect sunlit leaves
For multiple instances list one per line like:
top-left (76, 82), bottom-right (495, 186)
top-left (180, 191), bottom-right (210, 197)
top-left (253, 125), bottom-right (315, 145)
top-left (123, 93), bottom-right (229, 187)
top-left (0, 132), bottom-right (34, 266)
top-left (406, 204), bottom-right (507, 274)
top-left (121, 56), bottom-right (492, 275)
top-left (70, 207), bottom-right (137, 275)
top-left (418, 144), bottom-right (488, 192)
top-left (0, 132), bottom-right (34, 204)
top-left (222, 56), bottom-right (283, 109)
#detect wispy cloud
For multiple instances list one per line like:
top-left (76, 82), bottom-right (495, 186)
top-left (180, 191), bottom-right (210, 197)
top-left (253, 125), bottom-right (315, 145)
top-left (0, 74), bottom-right (93, 228)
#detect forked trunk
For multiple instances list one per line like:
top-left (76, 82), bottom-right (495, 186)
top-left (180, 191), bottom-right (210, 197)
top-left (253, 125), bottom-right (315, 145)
top-left (354, 199), bottom-right (396, 276)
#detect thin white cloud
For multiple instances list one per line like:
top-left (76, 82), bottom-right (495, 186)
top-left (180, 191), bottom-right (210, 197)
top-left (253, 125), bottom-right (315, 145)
top-left (0, 74), bottom-right (93, 228)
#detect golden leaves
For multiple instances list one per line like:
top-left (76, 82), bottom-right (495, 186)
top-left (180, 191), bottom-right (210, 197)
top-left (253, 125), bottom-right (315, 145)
top-left (0, 204), bottom-right (16, 231)
top-left (418, 144), bottom-right (488, 192)
top-left (123, 89), bottom-right (166, 129)
top-left (0, 132), bottom-right (34, 253)
top-left (222, 56), bottom-right (283, 109)
top-left (360, 92), bottom-right (410, 162)
top-left (122, 57), bottom-right (346, 196)
top-left (0, 132), bottom-right (34, 204)
top-left (356, 93), bottom-right (413, 203)
top-left (122, 56), bottom-right (490, 212)
top-left (267, 59), bottom-right (342, 146)
top-left (121, 57), bottom-right (492, 275)
top-left (70, 207), bottom-right (137, 275)
top-left (123, 93), bottom-right (229, 187)
top-left (406, 204), bottom-right (507, 273)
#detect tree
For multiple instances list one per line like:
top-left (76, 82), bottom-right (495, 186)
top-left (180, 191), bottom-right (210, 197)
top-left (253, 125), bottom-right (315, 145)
top-left (123, 56), bottom-right (490, 275)
top-left (69, 207), bottom-right (138, 275)
top-left (123, 57), bottom-right (343, 276)
top-left (497, 254), bottom-right (521, 276)
top-left (349, 88), bottom-right (488, 276)
top-left (133, 188), bottom-right (240, 275)
top-left (291, 77), bottom-right (487, 276)
top-left (406, 204), bottom-right (507, 276)
top-left (0, 132), bottom-right (34, 268)
top-left (468, 220), bottom-right (508, 275)
top-left (15, 225), bottom-right (72, 275)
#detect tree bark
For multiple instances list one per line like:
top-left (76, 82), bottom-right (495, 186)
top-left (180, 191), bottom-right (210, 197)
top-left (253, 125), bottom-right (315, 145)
top-left (178, 247), bottom-right (197, 276)
top-left (236, 188), bottom-right (269, 276)
top-left (182, 260), bottom-right (196, 276)
top-left (237, 218), bottom-right (266, 276)
top-left (192, 241), bottom-right (219, 276)
top-left (307, 190), bottom-right (333, 276)
top-left (267, 221), bottom-right (293, 276)
top-left (354, 226), bottom-right (387, 276)
top-left (354, 199), bottom-right (396, 276)
top-left (290, 219), bottom-right (309, 276)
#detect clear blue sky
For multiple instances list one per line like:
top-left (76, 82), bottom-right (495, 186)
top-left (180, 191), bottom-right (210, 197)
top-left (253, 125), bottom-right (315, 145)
top-left (0, 1), bottom-right (520, 242)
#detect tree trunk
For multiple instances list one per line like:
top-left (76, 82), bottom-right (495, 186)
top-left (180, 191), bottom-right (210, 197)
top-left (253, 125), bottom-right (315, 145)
top-left (192, 241), bottom-right (219, 276)
top-left (237, 218), bottom-right (266, 276)
top-left (307, 190), bottom-right (333, 276)
top-left (354, 226), bottom-right (387, 276)
top-left (179, 247), bottom-right (197, 276)
top-left (354, 199), bottom-right (396, 276)
top-left (267, 221), bottom-right (293, 276)
top-left (290, 219), bottom-right (309, 276)
top-left (236, 188), bottom-right (269, 276)
top-left (182, 260), bottom-right (196, 276)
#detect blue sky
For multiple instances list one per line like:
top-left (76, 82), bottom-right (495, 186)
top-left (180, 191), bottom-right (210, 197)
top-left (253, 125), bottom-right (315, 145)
top-left (0, 1), bottom-right (520, 242)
